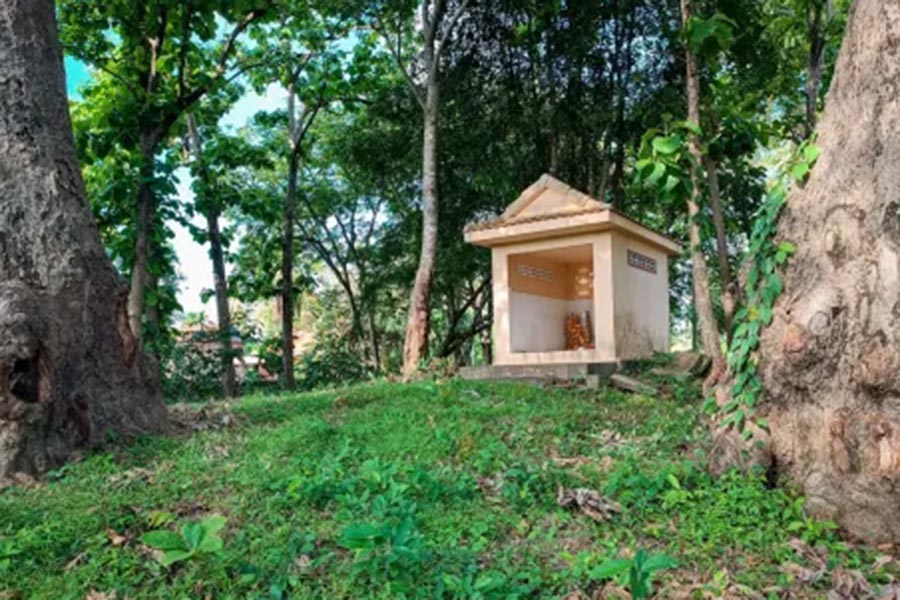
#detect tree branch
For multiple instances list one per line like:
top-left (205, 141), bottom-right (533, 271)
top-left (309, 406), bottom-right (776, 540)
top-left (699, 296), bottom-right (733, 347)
top-left (371, 14), bottom-right (425, 109)
top-left (435, 0), bottom-right (471, 63)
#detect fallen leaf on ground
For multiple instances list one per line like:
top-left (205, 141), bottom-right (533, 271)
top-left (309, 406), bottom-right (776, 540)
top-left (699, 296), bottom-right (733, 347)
top-left (556, 486), bottom-right (621, 522)
top-left (105, 528), bottom-right (127, 547)
top-left (64, 552), bottom-right (85, 571)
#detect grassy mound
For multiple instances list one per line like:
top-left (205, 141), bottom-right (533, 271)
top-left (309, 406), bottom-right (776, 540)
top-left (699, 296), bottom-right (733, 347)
top-left (1, 377), bottom-right (895, 598)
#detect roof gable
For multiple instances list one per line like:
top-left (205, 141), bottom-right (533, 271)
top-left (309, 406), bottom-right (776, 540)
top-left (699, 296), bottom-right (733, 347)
top-left (501, 174), bottom-right (609, 221)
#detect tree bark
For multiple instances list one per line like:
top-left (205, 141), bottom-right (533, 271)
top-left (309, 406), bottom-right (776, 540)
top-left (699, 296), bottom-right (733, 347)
top-left (703, 155), bottom-right (735, 343)
top-left (681, 0), bottom-right (725, 380)
top-left (0, 0), bottom-right (167, 480)
top-left (127, 140), bottom-right (156, 346)
top-left (280, 82), bottom-right (307, 391)
top-left (805, 0), bottom-right (832, 139)
top-left (186, 114), bottom-right (237, 398)
top-left (282, 145), bottom-right (299, 391)
top-left (727, 0), bottom-right (900, 544)
top-left (402, 50), bottom-right (441, 377)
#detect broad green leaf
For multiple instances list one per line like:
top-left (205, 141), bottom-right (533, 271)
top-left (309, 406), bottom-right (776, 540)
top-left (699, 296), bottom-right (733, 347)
top-left (791, 163), bottom-right (810, 180)
top-left (160, 549), bottom-right (194, 566)
top-left (663, 174), bottom-right (680, 193)
top-left (182, 522), bottom-right (204, 551)
top-left (198, 535), bottom-right (224, 554)
top-left (590, 558), bottom-right (632, 580)
top-left (803, 144), bottom-right (821, 162)
top-left (141, 530), bottom-right (186, 552)
top-left (200, 515), bottom-right (228, 536)
top-left (647, 162), bottom-right (666, 185)
top-left (642, 554), bottom-right (678, 573)
top-left (652, 136), bottom-right (682, 155)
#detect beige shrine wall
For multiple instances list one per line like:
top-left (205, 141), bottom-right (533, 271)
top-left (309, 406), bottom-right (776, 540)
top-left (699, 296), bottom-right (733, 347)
top-left (610, 232), bottom-right (671, 359)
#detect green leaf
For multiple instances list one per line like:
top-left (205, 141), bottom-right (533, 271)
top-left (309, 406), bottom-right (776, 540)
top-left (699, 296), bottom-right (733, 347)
top-left (677, 120), bottom-right (702, 135)
top-left (652, 135), bottom-right (682, 155)
top-left (791, 163), bottom-right (810, 180)
top-left (182, 522), bottom-right (204, 551)
top-left (803, 144), bottom-right (821, 163)
top-left (200, 515), bottom-right (227, 536)
top-left (197, 535), bottom-right (224, 554)
top-left (590, 558), bottom-right (632, 580)
top-left (662, 174), bottom-right (680, 193)
top-left (141, 530), bottom-right (186, 552)
top-left (160, 549), bottom-right (194, 566)
top-left (642, 554), bottom-right (678, 573)
top-left (647, 162), bottom-right (666, 185)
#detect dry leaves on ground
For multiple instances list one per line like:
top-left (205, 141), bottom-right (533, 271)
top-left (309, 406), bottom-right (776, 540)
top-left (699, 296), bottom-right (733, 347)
top-left (556, 486), bottom-right (621, 522)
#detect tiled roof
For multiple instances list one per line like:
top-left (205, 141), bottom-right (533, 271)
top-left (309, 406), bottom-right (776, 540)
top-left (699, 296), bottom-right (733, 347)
top-left (464, 206), bottom-right (607, 233)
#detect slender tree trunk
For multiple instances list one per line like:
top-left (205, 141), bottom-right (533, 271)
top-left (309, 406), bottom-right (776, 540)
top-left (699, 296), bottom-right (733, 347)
top-left (402, 73), bottom-right (440, 377)
top-left (703, 155), bottom-right (735, 343)
top-left (128, 140), bottom-right (156, 345)
top-left (805, 0), bottom-right (832, 138)
top-left (680, 0), bottom-right (725, 380)
top-left (367, 308), bottom-right (381, 371)
top-left (282, 146), bottom-right (299, 391)
top-left (0, 0), bottom-right (167, 480)
top-left (186, 114), bottom-right (237, 398)
top-left (713, 0), bottom-right (900, 544)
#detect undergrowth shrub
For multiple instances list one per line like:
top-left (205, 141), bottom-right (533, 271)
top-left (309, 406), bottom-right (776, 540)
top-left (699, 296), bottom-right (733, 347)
top-left (160, 340), bottom-right (227, 402)
top-left (297, 337), bottom-right (373, 391)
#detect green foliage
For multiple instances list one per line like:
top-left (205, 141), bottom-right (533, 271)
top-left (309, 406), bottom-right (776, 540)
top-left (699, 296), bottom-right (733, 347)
top-left (686, 13), bottom-right (736, 56)
top-left (159, 338), bottom-right (232, 403)
top-left (141, 515), bottom-right (228, 567)
top-left (0, 537), bottom-right (21, 574)
top-left (713, 141), bottom-right (820, 433)
top-left (591, 549), bottom-right (678, 599)
top-left (634, 122), bottom-right (699, 205)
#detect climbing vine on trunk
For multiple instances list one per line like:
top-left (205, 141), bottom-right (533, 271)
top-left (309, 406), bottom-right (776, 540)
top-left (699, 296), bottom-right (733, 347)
top-left (708, 141), bottom-right (821, 436)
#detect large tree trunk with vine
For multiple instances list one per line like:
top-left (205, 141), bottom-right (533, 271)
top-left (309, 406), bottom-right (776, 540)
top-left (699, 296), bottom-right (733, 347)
top-left (0, 0), bottom-right (167, 481)
top-left (681, 0), bottom-right (725, 381)
top-left (726, 0), bottom-right (900, 544)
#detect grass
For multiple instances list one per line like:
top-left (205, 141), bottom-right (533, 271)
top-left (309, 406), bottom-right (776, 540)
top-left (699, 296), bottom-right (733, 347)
top-left (1, 374), bottom-right (896, 599)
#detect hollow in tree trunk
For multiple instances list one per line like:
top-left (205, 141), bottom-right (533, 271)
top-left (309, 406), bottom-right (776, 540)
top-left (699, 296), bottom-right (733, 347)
top-left (0, 0), bottom-right (167, 481)
top-left (717, 0), bottom-right (900, 544)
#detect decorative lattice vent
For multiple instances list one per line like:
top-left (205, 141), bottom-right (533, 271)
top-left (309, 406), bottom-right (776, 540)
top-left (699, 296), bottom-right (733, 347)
top-left (516, 264), bottom-right (554, 281)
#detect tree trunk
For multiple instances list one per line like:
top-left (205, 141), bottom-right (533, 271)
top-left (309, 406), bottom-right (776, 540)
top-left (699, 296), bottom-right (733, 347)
top-left (738, 0), bottom-right (900, 544)
top-left (281, 147), bottom-right (299, 391)
top-left (0, 0), bottom-right (167, 481)
top-left (703, 155), bottom-right (735, 343)
top-left (681, 0), bottom-right (725, 379)
top-left (805, 0), bottom-right (831, 139)
top-left (402, 74), bottom-right (440, 378)
top-left (367, 308), bottom-right (381, 371)
top-left (127, 140), bottom-right (156, 346)
top-left (186, 114), bottom-right (237, 398)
